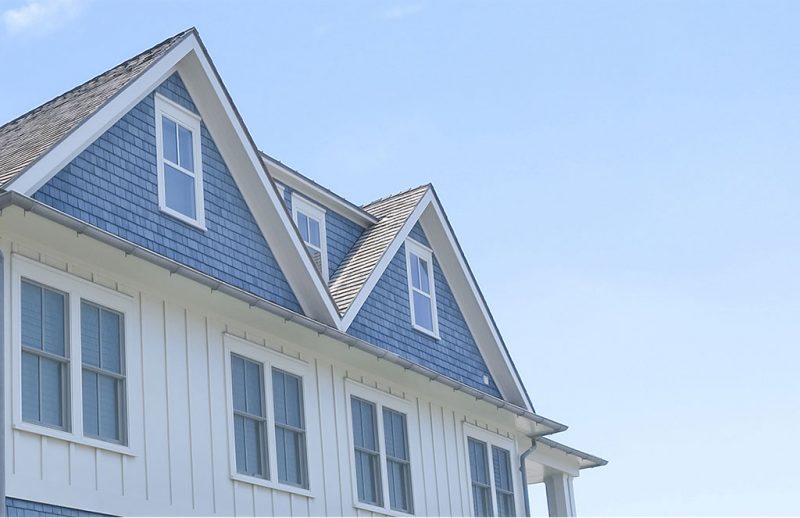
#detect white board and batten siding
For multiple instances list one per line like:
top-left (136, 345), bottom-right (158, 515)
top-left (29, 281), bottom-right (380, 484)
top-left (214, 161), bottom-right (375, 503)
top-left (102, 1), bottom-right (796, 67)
top-left (1, 217), bottom-right (529, 517)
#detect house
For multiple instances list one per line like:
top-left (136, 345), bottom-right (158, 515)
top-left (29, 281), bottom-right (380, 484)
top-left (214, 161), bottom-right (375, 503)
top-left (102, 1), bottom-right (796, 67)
top-left (0, 28), bottom-right (605, 517)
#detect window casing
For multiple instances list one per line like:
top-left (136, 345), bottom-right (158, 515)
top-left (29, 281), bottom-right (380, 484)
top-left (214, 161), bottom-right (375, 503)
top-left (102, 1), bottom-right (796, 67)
top-left (155, 93), bottom-right (205, 229)
top-left (12, 256), bottom-right (140, 456)
top-left (224, 334), bottom-right (313, 495)
top-left (464, 424), bottom-right (519, 517)
top-left (346, 380), bottom-right (419, 515)
top-left (291, 193), bottom-right (328, 280)
top-left (405, 239), bottom-right (439, 338)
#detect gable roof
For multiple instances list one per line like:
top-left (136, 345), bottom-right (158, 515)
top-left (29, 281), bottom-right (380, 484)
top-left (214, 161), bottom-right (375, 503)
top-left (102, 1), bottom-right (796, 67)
top-left (329, 184), bottom-right (429, 313)
top-left (1, 28), bottom-right (342, 327)
top-left (0, 29), bottom-right (193, 187)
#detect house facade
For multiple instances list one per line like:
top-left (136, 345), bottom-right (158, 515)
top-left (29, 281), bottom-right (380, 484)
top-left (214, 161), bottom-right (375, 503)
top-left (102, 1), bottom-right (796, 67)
top-left (0, 29), bottom-right (605, 517)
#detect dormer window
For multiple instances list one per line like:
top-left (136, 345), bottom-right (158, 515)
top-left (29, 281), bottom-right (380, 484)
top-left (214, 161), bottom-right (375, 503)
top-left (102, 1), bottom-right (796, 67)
top-left (405, 239), bottom-right (439, 338)
top-left (291, 194), bottom-right (328, 280)
top-left (154, 94), bottom-right (205, 229)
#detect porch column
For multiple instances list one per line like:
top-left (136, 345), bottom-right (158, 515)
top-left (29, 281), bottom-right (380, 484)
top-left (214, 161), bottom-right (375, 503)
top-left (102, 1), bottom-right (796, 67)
top-left (544, 472), bottom-right (576, 517)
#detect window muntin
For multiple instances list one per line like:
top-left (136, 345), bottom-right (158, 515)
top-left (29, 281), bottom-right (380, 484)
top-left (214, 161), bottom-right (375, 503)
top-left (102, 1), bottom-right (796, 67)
top-left (383, 408), bottom-right (413, 513)
top-left (291, 194), bottom-right (328, 280)
top-left (405, 239), bottom-right (438, 337)
top-left (273, 368), bottom-right (307, 488)
top-left (155, 94), bottom-right (205, 228)
top-left (231, 354), bottom-right (269, 479)
top-left (81, 301), bottom-right (126, 444)
top-left (468, 438), bottom-right (493, 517)
top-left (492, 446), bottom-right (515, 517)
top-left (351, 396), bottom-right (383, 506)
top-left (21, 280), bottom-right (69, 430)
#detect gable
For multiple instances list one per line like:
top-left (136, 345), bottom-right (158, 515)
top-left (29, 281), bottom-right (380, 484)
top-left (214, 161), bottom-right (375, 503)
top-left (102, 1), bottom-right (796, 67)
top-left (33, 73), bottom-right (302, 313)
top-left (277, 183), bottom-right (365, 281)
top-left (347, 223), bottom-right (501, 396)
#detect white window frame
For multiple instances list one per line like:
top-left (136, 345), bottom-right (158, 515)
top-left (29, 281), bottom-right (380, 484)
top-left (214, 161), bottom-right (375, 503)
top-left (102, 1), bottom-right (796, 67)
top-left (344, 379), bottom-right (422, 517)
top-left (462, 422), bottom-right (522, 517)
top-left (223, 333), bottom-right (317, 498)
top-left (405, 238), bottom-right (439, 338)
top-left (154, 93), bottom-right (206, 230)
top-left (10, 255), bottom-right (142, 456)
top-left (291, 193), bottom-right (328, 281)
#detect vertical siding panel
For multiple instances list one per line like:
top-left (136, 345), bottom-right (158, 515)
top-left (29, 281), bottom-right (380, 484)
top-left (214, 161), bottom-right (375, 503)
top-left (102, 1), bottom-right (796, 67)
top-left (290, 494), bottom-right (310, 516)
top-left (452, 412), bottom-right (471, 514)
top-left (331, 364), bottom-right (354, 514)
top-left (69, 443), bottom-right (96, 492)
top-left (96, 450), bottom-right (123, 496)
top-left (430, 402), bottom-right (452, 515)
top-left (416, 399), bottom-right (438, 515)
top-left (42, 437), bottom-right (70, 488)
top-left (207, 318), bottom-right (235, 515)
top-left (253, 485), bottom-right (274, 516)
top-left (233, 481), bottom-right (254, 517)
top-left (14, 432), bottom-right (41, 482)
top-left (140, 293), bottom-right (170, 506)
top-left (164, 303), bottom-right (193, 509)
top-left (186, 310), bottom-right (214, 512)
top-left (272, 491), bottom-right (291, 516)
top-left (314, 360), bottom-right (341, 515)
top-left (442, 408), bottom-right (464, 515)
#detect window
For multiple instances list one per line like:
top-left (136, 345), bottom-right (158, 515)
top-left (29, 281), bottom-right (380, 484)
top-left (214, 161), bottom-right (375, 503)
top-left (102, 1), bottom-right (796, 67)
top-left (81, 301), bottom-right (126, 443)
top-left (155, 93), bottom-right (205, 228)
top-left (291, 194), bottom-right (328, 280)
top-left (468, 438), bottom-right (493, 516)
top-left (21, 280), bottom-right (69, 430)
top-left (273, 368), bottom-right (307, 487)
top-left (224, 334), bottom-right (312, 495)
top-left (405, 239), bottom-right (438, 337)
top-left (492, 446), bottom-right (515, 517)
top-left (347, 381), bottom-right (418, 515)
top-left (13, 256), bottom-right (139, 456)
top-left (231, 354), bottom-right (269, 478)
top-left (465, 426), bottom-right (518, 517)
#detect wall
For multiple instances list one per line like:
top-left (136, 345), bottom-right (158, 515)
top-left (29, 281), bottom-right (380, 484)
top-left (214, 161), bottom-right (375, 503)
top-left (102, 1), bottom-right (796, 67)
top-left (0, 212), bottom-right (528, 517)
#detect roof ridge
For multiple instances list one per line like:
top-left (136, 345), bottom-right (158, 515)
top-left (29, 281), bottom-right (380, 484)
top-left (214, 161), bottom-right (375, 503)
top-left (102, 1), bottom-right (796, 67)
top-left (362, 183), bottom-right (431, 210)
top-left (0, 28), bottom-right (194, 133)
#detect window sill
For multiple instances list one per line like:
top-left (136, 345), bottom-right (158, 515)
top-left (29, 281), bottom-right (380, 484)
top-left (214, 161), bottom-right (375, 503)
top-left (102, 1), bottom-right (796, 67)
top-left (159, 206), bottom-right (207, 231)
top-left (353, 501), bottom-right (415, 517)
top-left (230, 472), bottom-right (315, 499)
top-left (412, 323), bottom-right (440, 340)
top-left (13, 421), bottom-right (136, 457)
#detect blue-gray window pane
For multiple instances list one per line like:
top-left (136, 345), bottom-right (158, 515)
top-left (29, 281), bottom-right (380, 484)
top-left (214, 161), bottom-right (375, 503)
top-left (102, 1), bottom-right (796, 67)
top-left (469, 438), bottom-right (493, 516)
top-left (410, 255), bottom-right (421, 290)
top-left (43, 289), bottom-right (65, 356)
top-left (234, 414), bottom-right (247, 472)
top-left (231, 354), bottom-right (268, 479)
top-left (83, 371), bottom-right (98, 436)
top-left (297, 213), bottom-right (309, 242)
top-left (243, 416), bottom-right (265, 476)
top-left (21, 282), bottom-right (42, 349)
top-left (178, 125), bottom-right (194, 171)
top-left (164, 164), bottom-right (196, 218)
top-left (308, 217), bottom-right (321, 248)
top-left (21, 352), bottom-right (39, 422)
top-left (352, 397), bottom-right (381, 506)
top-left (231, 355), bottom-right (246, 412)
top-left (418, 257), bottom-right (430, 293)
top-left (100, 309), bottom-right (121, 373)
top-left (98, 375), bottom-right (120, 441)
top-left (162, 117), bottom-right (178, 164)
top-left (412, 291), bottom-right (433, 330)
top-left (492, 446), bottom-right (515, 517)
top-left (245, 360), bottom-right (263, 416)
top-left (355, 449), bottom-right (382, 506)
top-left (81, 303), bottom-right (100, 367)
top-left (383, 408), bottom-right (412, 513)
top-left (40, 357), bottom-right (63, 427)
top-left (273, 369), bottom-right (307, 487)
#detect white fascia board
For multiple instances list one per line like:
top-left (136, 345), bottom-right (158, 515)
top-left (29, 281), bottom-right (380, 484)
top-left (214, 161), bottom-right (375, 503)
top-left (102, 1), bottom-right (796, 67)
top-left (5, 31), bottom-right (343, 328)
top-left (339, 188), bottom-right (434, 329)
top-left (262, 154), bottom-right (378, 227)
top-left (5, 33), bottom-right (198, 195)
top-left (421, 196), bottom-right (533, 411)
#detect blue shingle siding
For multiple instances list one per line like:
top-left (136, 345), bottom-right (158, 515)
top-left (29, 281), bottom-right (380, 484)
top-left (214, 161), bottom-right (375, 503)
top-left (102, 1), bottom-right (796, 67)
top-left (280, 185), bottom-right (365, 279)
top-left (347, 225), bottom-right (500, 396)
top-left (6, 498), bottom-right (107, 517)
top-left (34, 73), bottom-right (302, 313)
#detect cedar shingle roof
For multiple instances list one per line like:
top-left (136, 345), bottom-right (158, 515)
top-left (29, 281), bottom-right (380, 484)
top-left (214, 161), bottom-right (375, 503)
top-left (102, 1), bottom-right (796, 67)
top-left (329, 184), bottom-right (429, 314)
top-left (0, 28), bottom-right (194, 187)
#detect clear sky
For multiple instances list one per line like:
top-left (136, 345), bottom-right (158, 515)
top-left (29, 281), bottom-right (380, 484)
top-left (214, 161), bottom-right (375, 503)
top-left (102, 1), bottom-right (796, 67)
top-left (2, 1), bottom-right (799, 515)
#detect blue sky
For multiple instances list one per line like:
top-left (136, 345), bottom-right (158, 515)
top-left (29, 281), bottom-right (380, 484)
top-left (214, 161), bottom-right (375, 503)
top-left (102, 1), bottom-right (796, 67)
top-left (2, 0), bottom-right (799, 515)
